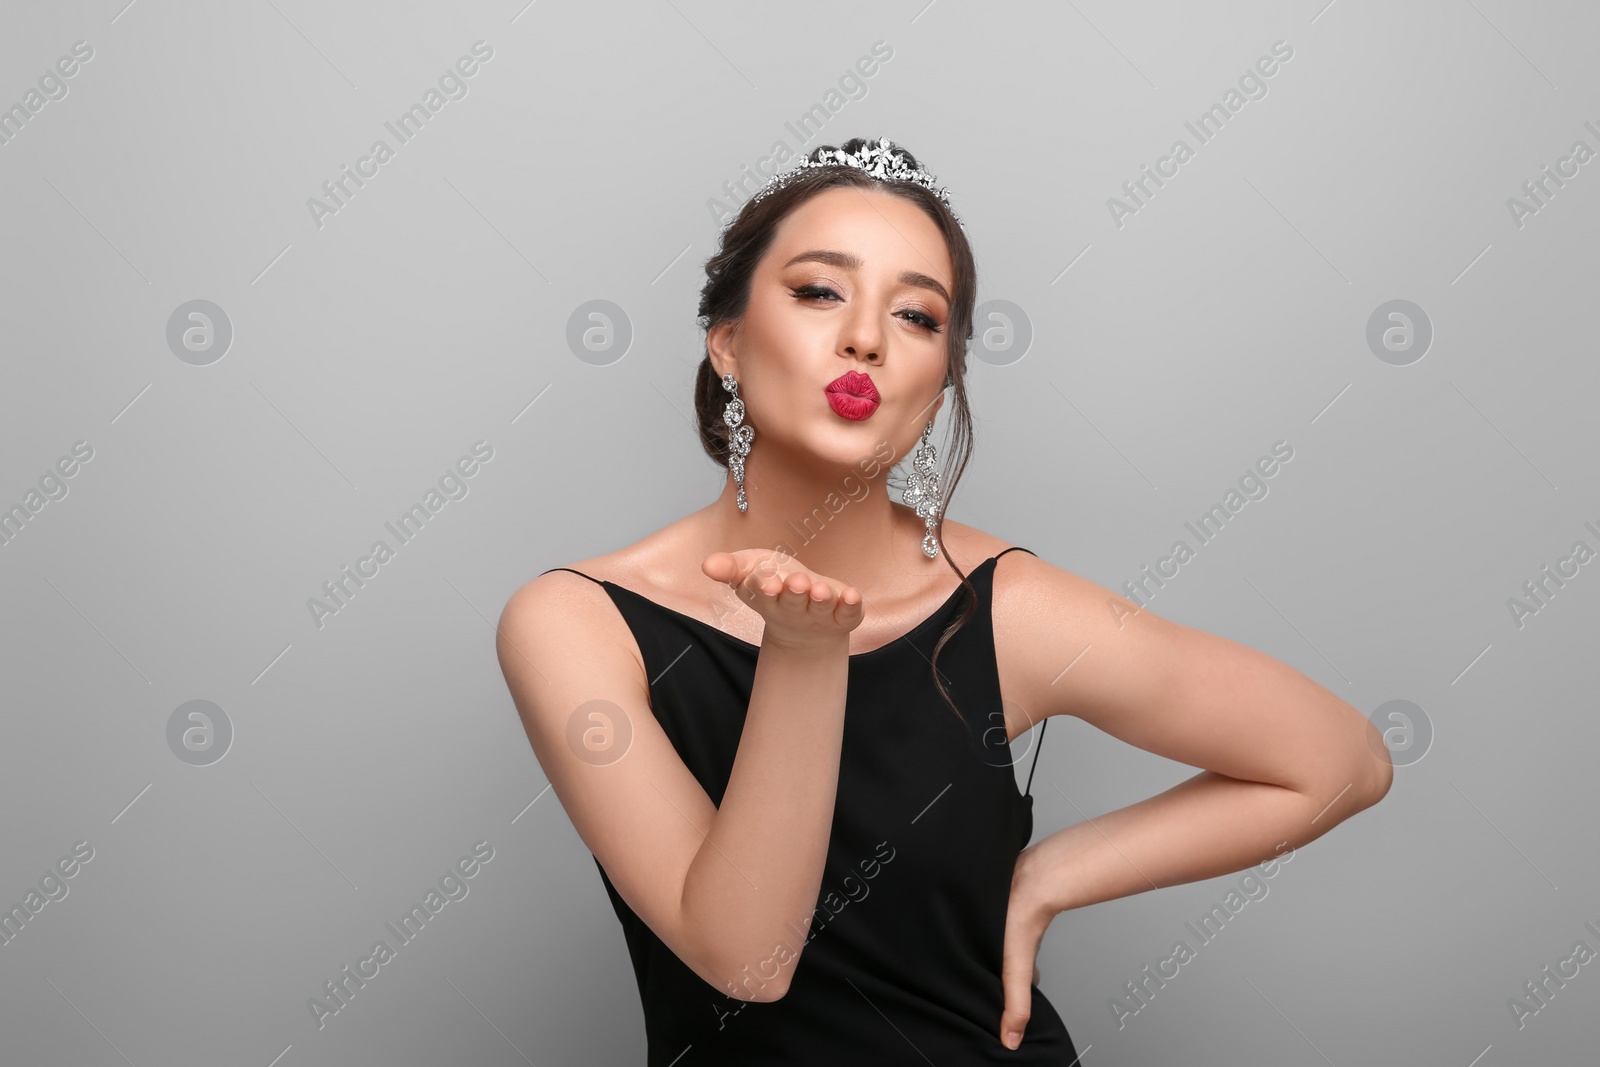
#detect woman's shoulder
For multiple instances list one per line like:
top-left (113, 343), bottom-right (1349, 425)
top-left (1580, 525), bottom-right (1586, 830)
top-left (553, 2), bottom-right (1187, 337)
top-left (935, 517), bottom-right (1020, 569)
top-left (941, 522), bottom-right (1094, 639)
top-left (503, 519), bottom-right (696, 627)
top-left (498, 529), bottom-right (693, 686)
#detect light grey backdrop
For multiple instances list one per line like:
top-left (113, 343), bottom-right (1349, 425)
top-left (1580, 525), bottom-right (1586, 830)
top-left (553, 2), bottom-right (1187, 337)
top-left (2, 1), bottom-right (1596, 1064)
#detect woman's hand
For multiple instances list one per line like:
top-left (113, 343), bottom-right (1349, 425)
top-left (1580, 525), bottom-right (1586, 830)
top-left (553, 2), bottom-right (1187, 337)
top-left (703, 549), bottom-right (864, 654)
top-left (1000, 844), bottom-right (1056, 1050)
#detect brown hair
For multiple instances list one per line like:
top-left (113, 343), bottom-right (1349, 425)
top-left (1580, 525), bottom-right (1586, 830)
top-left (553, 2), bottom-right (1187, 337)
top-left (692, 137), bottom-right (981, 725)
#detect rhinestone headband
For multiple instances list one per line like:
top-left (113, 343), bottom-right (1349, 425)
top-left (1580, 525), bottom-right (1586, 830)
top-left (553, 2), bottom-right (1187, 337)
top-left (744, 136), bottom-right (962, 227)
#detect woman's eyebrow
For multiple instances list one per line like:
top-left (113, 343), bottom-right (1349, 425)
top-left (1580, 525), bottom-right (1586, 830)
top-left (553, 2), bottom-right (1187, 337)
top-left (782, 249), bottom-right (950, 304)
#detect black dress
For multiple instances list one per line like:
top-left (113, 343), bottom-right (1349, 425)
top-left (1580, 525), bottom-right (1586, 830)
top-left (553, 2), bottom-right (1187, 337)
top-left (542, 546), bottom-right (1082, 1064)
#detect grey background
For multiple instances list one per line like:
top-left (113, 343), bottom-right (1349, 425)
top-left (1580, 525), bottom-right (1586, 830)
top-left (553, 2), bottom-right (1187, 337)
top-left (2, 1), bottom-right (1596, 1064)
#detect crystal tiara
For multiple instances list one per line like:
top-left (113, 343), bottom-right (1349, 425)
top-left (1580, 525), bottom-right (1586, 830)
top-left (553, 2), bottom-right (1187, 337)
top-left (745, 137), bottom-right (962, 227)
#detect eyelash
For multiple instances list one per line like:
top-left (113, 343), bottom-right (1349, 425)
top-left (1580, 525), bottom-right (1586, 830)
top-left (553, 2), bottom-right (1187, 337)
top-left (791, 284), bottom-right (943, 334)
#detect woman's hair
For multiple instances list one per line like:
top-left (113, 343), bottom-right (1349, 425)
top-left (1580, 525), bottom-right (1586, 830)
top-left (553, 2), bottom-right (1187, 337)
top-left (693, 137), bottom-right (981, 726)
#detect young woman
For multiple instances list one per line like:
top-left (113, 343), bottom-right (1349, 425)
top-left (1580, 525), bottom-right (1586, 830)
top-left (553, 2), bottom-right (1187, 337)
top-left (497, 137), bottom-right (1393, 1064)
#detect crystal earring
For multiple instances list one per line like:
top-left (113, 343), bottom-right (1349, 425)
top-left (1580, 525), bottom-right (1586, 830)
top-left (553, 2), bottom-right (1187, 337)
top-left (721, 373), bottom-right (754, 512)
top-left (903, 419), bottom-right (942, 558)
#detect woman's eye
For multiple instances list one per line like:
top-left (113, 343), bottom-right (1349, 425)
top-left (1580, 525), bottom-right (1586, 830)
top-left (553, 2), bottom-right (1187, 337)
top-left (792, 284), bottom-right (840, 302)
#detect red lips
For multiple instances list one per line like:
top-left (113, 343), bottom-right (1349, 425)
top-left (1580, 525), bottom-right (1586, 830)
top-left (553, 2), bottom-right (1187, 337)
top-left (825, 371), bottom-right (881, 421)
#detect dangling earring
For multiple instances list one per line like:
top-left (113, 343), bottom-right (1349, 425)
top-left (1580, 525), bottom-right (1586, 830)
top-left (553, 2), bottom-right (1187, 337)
top-left (721, 373), bottom-right (754, 512)
top-left (903, 419), bottom-right (942, 558)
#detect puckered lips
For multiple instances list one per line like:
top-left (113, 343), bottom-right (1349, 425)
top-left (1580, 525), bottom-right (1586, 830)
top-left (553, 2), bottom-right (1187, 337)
top-left (825, 370), bottom-right (880, 421)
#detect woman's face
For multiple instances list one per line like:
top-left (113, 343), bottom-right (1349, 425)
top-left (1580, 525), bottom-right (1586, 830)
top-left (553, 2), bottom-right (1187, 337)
top-left (710, 184), bottom-right (954, 475)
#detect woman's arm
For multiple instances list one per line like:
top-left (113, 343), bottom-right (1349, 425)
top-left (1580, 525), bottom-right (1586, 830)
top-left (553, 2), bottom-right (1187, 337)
top-left (995, 552), bottom-right (1393, 914)
top-left (678, 633), bottom-right (849, 1000)
top-left (498, 563), bottom-right (855, 1002)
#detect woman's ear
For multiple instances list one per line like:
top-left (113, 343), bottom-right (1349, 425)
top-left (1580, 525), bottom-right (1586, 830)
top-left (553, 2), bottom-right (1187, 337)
top-left (706, 320), bottom-right (737, 380)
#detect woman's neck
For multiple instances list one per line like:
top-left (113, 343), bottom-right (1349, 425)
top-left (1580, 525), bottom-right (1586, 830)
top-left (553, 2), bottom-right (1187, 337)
top-left (702, 471), bottom-right (934, 591)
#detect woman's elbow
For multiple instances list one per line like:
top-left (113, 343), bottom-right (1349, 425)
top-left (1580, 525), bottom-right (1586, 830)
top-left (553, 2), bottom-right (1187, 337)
top-left (707, 962), bottom-right (791, 1003)
top-left (1363, 747), bottom-right (1395, 808)
top-left (1300, 740), bottom-right (1392, 827)
top-left (1355, 718), bottom-right (1396, 808)
top-left (690, 945), bottom-right (795, 1004)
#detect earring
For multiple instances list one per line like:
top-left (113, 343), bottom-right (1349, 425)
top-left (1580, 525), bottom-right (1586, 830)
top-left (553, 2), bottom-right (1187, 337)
top-left (721, 373), bottom-right (754, 512)
top-left (903, 419), bottom-right (942, 558)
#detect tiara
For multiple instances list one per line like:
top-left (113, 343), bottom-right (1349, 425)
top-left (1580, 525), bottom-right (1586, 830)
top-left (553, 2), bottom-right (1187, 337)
top-left (744, 137), bottom-right (962, 227)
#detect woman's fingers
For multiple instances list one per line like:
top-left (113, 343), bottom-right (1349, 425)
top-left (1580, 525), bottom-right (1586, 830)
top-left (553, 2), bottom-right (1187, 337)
top-left (777, 572), bottom-right (813, 610)
top-left (832, 584), bottom-right (864, 625)
top-left (704, 549), bottom-right (864, 647)
top-left (700, 551), bottom-right (735, 584)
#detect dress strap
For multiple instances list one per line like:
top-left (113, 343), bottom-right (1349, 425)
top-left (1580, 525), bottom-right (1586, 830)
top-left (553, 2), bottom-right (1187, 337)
top-left (1023, 719), bottom-right (1047, 797)
top-left (541, 566), bottom-right (604, 586)
top-left (991, 546), bottom-right (1044, 797)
